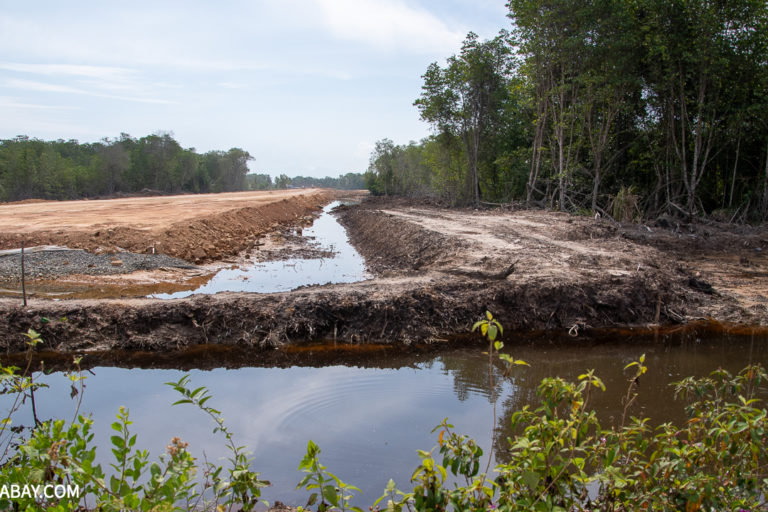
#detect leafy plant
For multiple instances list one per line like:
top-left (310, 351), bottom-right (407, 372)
top-left (296, 439), bottom-right (362, 512)
top-left (472, 311), bottom-right (528, 487)
top-left (166, 375), bottom-right (270, 511)
top-left (0, 329), bottom-right (271, 511)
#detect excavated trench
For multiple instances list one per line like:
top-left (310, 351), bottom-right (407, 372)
top-left (1, 197), bottom-right (767, 355)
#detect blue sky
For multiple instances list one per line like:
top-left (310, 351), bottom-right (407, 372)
top-left (0, 0), bottom-right (508, 178)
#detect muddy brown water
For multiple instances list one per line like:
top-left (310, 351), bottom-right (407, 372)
top-left (3, 328), bottom-right (766, 508)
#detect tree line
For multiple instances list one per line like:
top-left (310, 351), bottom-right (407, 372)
top-left (0, 133), bottom-right (252, 201)
top-left (366, 0), bottom-right (768, 221)
top-left (0, 133), bottom-right (366, 202)
top-left (245, 172), bottom-right (365, 191)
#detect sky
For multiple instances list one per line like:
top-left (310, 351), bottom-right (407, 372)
top-left (0, 0), bottom-right (509, 178)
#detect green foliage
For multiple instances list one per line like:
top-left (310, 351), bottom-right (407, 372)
top-left (374, 361), bottom-right (768, 512)
top-left (296, 440), bottom-right (362, 512)
top-left (274, 173), bottom-right (292, 190)
top-left (365, 0), bottom-right (768, 218)
top-left (0, 133), bottom-right (254, 201)
top-left (414, 32), bottom-right (512, 205)
top-left (0, 329), bottom-right (270, 511)
top-left (166, 375), bottom-right (269, 511)
top-left (290, 173), bottom-right (366, 190)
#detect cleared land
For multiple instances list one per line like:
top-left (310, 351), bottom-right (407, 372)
top-left (0, 189), bottom-right (334, 264)
top-left (0, 195), bottom-right (767, 354)
top-left (0, 189), bottom-right (326, 232)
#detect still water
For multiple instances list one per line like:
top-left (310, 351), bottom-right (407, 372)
top-left (6, 330), bottom-right (767, 507)
top-left (151, 201), bottom-right (370, 299)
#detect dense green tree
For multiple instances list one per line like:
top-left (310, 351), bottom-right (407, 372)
top-left (289, 173), bottom-right (366, 190)
top-left (366, 139), bottom-right (397, 195)
top-left (640, 0), bottom-right (768, 217)
top-left (213, 148), bottom-right (251, 192)
top-left (96, 138), bottom-right (130, 195)
top-left (274, 174), bottom-right (291, 189)
top-left (0, 133), bottom-right (263, 201)
top-left (369, 0), bottom-right (768, 220)
top-left (415, 32), bottom-right (512, 205)
top-left (246, 173), bottom-right (273, 190)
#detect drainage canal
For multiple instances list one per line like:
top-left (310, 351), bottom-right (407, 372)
top-left (4, 332), bottom-right (767, 508)
top-left (0, 201), bottom-right (369, 299)
top-left (151, 200), bottom-right (368, 298)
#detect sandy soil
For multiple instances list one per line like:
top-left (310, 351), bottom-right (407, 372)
top-left (1, 196), bottom-right (767, 354)
top-left (0, 189), bottom-right (324, 232)
top-left (0, 189), bottom-right (335, 264)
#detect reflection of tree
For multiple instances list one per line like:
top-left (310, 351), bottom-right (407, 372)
top-left (488, 341), bottom-right (768, 465)
top-left (437, 351), bottom-right (507, 403)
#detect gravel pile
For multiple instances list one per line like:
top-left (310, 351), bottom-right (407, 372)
top-left (0, 248), bottom-right (196, 282)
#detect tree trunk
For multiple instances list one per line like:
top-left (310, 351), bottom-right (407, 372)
top-left (526, 99), bottom-right (548, 205)
top-left (729, 136), bottom-right (740, 208)
top-left (763, 139), bottom-right (768, 220)
top-left (591, 157), bottom-right (601, 212)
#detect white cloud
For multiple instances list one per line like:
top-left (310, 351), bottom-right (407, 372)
top-left (0, 62), bottom-right (135, 81)
top-left (4, 78), bottom-right (177, 105)
top-left (312, 0), bottom-right (465, 53)
top-left (0, 96), bottom-right (78, 110)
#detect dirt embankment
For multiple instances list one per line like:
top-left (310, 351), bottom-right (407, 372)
top-left (0, 189), bottom-right (334, 264)
top-left (1, 197), bottom-right (767, 355)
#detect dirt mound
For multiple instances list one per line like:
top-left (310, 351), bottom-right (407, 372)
top-left (0, 269), bottom-right (677, 353)
top-left (339, 205), bottom-right (463, 272)
top-left (0, 192), bottom-right (333, 264)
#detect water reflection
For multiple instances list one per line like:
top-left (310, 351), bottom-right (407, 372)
top-left (3, 333), bottom-right (767, 507)
top-left (151, 201), bottom-right (370, 299)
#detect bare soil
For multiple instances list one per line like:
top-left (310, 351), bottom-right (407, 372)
top-left (0, 189), bottom-right (334, 264)
top-left (1, 196), bottom-right (767, 355)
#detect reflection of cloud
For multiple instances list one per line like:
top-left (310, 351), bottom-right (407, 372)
top-left (313, 0), bottom-right (464, 52)
top-left (5, 357), bottom-right (506, 504)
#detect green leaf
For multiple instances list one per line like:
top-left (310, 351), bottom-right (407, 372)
top-left (522, 470), bottom-right (540, 490)
top-left (322, 484), bottom-right (340, 506)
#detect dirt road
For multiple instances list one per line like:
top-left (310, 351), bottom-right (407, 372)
top-left (1, 196), bottom-right (767, 354)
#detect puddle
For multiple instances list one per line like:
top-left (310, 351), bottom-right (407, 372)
top-left (150, 201), bottom-right (370, 299)
top-left (4, 332), bottom-right (767, 507)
